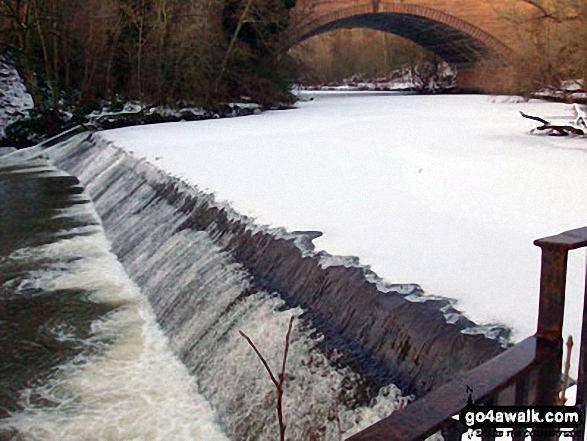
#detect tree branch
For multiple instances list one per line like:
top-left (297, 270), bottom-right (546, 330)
top-left (521, 0), bottom-right (580, 22)
top-left (239, 329), bottom-right (280, 389)
top-left (213, 0), bottom-right (254, 96)
top-left (280, 316), bottom-right (294, 383)
top-left (520, 110), bottom-right (549, 125)
top-left (240, 315), bottom-right (295, 441)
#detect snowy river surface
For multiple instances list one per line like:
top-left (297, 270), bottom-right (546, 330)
top-left (2, 92), bottom-right (586, 440)
top-left (103, 92), bottom-right (587, 356)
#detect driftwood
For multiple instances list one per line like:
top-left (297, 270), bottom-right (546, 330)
top-left (520, 110), bottom-right (586, 136)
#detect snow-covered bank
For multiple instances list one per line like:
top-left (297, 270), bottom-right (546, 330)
top-left (101, 92), bottom-right (587, 373)
top-left (0, 57), bottom-right (265, 147)
top-left (0, 58), bottom-right (33, 138)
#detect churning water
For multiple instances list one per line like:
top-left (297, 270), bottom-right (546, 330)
top-left (0, 143), bottom-right (414, 441)
top-left (0, 133), bottom-right (505, 441)
top-left (52, 135), bottom-right (413, 440)
top-left (0, 159), bottom-right (227, 440)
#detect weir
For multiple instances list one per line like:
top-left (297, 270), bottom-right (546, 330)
top-left (4, 132), bottom-right (509, 439)
top-left (0, 158), bottom-right (228, 440)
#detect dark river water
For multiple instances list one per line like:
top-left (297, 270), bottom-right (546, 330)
top-left (0, 159), bottom-right (112, 420)
top-left (0, 157), bottom-right (228, 440)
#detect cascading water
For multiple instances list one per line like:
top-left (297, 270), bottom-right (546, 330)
top-left (0, 159), bottom-right (227, 440)
top-left (38, 135), bottom-right (412, 439)
top-left (1, 132), bottom-right (508, 440)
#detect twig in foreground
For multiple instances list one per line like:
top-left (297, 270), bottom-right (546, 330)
top-left (559, 335), bottom-right (573, 405)
top-left (240, 316), bottom-right (295, 441)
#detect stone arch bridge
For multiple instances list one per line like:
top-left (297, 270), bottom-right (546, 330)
top-left (292, 0), bottom-right (525, 91)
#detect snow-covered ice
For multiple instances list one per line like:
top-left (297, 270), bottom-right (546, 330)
top-left (101, 92), bottom-right (587, 376)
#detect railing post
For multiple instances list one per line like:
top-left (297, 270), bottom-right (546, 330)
top-left (535, 246), bottom-right (568, 343)
top-left (575, 255), bottom-right (587, 441)
top-left (532, 244), bottom-right (566, 415)
top-left (534, 227), bottom-right (587, 440)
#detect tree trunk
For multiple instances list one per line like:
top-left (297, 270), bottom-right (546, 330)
top-left (213, 0), bottom-right (255, 97)
top-left (32, 0), bottom-right (58, 111)
top-left (81, 6), bottom-right (96, 100)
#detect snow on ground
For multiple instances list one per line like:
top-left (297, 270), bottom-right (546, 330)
top-left (0, 58), bottom-right (33, 137)
top-left (297, 63), bottom-right (456, 92)
top-left (101, 92), bottom-right (587, 376)
top-left (536, 79), bottom-right (587, 102)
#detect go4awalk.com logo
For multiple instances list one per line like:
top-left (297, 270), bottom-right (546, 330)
top-left (458, 386), bottom-right (583, 437)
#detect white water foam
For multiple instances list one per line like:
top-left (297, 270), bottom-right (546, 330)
top-left (1, 196), bottom-right (228, 441)
top-left (191, 291), bottom-right (412, 440)
top-left (4, 304), bottom-right (229, 441)
top-left (39, 137), bottom-right (418, 440)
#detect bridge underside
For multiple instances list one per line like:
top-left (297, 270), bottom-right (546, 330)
top-left (302, 13), bottom-right (495, 65)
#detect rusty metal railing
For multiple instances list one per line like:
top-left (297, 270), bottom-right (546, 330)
top-left (348, 226), bottom-right (587, 441)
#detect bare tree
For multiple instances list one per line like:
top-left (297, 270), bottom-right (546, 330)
top-left (0, 0), bottom-right (288, 114)
top-left (0, 0), bottom-right (43, 108)
top-left (214, 0), bottom-right (254, 96)
top-left (501, 0), bottom-right (587, 95)
top-left (291, 28), bottom-right (441, 88)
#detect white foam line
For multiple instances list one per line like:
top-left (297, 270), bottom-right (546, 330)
top-left (2, 196), bottom-right (228, 440)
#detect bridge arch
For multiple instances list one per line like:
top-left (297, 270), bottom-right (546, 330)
top-left (295, 3), bottom-right (513, 65)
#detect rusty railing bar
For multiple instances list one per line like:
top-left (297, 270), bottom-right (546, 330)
top-left (349, 226), bottom-right (587, 441)
top-left (481, 395), bottom-right (496, 441)
top-left (346, 336), bottom-right (559, 441)
top-left (533, 226), bottom-right (587, 251)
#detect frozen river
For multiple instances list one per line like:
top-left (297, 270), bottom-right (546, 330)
top-left (103, 92), bottom-right (587, 373)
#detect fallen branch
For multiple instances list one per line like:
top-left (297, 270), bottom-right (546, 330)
top-left (520, 111), bottom-right (585, 136)
top-left (520, 111), bottom-right (549, 126)
top-left (240, 316), bottom-right (295, 441)
top-left (534, 124), bottom-right (584, 136)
